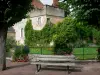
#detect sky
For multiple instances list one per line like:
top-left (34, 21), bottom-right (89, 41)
top-left (40, 0), bottom-right (53, 5)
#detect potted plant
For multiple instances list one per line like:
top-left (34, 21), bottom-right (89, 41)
top-left (22, 45), bottom-right (30, 62)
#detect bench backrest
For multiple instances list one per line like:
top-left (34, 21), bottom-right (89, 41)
top-left (29, 54), bottom-right (76, 62)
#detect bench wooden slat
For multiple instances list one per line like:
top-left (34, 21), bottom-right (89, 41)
top-left (29, 54), bottom-right (75, 58)
top-left (31, 58), bottom-right (75, 62)
top-left (31, 62), bottom-right (76, 66)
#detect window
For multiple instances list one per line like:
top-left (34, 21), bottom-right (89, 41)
top-left (47, 18), bottom-right (50, 23)
top-left (21, 28), bottom-right (24, 38)
top-left (47, 18), bottom-right (51, 26)
top-left (38, 17), bottom-right (41, 26)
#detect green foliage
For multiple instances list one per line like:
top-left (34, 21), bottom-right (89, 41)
top-left (58, 1), bottom-right (70, 17)
top-left (92, 28), bottom-right (100, 45)
top-left (53, 16), bottom-right (96, 54)
top-left (63, 0), bottom-right (100, 27)
top-left (32, 23), bottom-right (53, 47)
top-left (55, 17), bottom-right (78, 43)
top-left (0, 0), bottom-right (33, 28)
top-left (22, 45), bottom-right (30, 55)
top-left (32, 30), bottom-right (41, 46)
top-left (25, 19), bottom-right (33, 46)
top-left (13, 46), bottom-right (23, 61)
top-left (41, 23), bottom-right (53, 45)
top-left (13, 45), bottom-right (30, 61)
top-left (75, 22), bottom-right (93, 42)
top-left (30, 47), bottom-right (54, 55)
top-left (24, 16), bottom-right (100, 55)
top-left (25, 20), bottom-right (53, 47)
top-left (6, 36), bottom-right (16, 52)
top-left (53, 17), bottom-right (77, 54)
top-left (96, 47), bottom-right (100, 60)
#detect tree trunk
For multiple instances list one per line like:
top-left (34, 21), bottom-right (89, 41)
top-left (0, 27), bottom-right (8, 71)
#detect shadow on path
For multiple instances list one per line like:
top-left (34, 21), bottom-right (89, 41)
top-left (6, 63), bottom-right (30, 70)
top-left (41, 66), bottom-right (82, 74)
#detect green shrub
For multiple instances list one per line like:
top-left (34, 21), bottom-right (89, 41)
top-left (6, 36), bottom-right (16, 52)
top-left (13, 46), bottom-right (22, 61)
top-left (93, 28), bottom-right (100, 45)
top-left (53, 17), bottom-right (77, 55)
top-left (54, 48), bottom-right (73, 55)
top-left (53, 42), bottom-right (73, 55)
top-left (22, 45), bottom-right (30, 55)
top-left (13, 45), bottom-right (30, 61)
top-left (97, 47), bottom-right (100, 61)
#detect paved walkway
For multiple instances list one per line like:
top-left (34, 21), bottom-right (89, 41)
top-left (0, 60), bottom-right (100, 75)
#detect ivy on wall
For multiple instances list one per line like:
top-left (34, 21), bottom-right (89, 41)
top-left (24, 19), bottom-right (33, 46)
top-left (24, 19), bottom-right (53, 47)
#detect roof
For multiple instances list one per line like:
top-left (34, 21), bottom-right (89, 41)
top-left (32, 0), bottom-right (44, 9)
top-left (8, 27), bottom-right (15, 33)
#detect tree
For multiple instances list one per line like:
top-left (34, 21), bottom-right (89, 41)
top-left (53, 17), bottom-right (78, 54)
top-left (0, 0), bottom-right (32, 70)
top-left (63, 0), bottom-right (100, 28)
top-left (58, 0), bottom-right (70, 17)
top-left (75, 21), bottom-right (93, 47)
top-left (92, 28), bottom-right (100, 45)
top-left (53, 16), bottom-right (95, 54)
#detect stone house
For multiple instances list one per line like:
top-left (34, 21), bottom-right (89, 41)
top-left (7, 27), bottom-right (15, 38)
top-left (7, 0), bottom-right (65, 44)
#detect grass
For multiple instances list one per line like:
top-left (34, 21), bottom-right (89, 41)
top-left (73, 47), bottom-right (98, 60)
top-left (30, 47), bottom-right (54, 55)
top-left (29, 47), bottom-right (98, 60)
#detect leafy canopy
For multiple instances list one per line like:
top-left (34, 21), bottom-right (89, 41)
top-left (63, 0), bottom-right (100, 27)
top-left (58, 0), bottom-right (70, 17)
top-left (53, 17), bottom-right (78, 48)
top-left (0, 0), bottom-right (33, 28)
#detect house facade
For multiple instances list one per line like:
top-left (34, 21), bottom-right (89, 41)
top-left (8, 0), bottom-right (65, 44)
top-left (7, 27), bottom-right (15, 38)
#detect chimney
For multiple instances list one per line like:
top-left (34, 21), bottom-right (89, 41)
top-left (32, 0), bottom-right (43, 9)
top-left (52, 0), bottom-right (58, 7)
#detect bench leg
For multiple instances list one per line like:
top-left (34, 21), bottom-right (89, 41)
top-left (36, 64), bottom-right (41, 72)
top-left (40, 65), bottom-right (41, 70)
top-left (67, 66), bottom-right (70, 74)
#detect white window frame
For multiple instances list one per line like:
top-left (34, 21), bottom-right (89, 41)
top-left (21, 28), bottom-right (24, 38)
top-left (38, 17), bottom-right (41, 26)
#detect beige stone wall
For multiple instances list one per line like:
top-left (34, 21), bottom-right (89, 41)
top-left (46, 5), bottom-right (64, 17)
top-left (7, 32), bottom-right (15, 38)
top-left (47, 16), bottom-right (63, 24)
top-left (28, 5), bottom-right (64, 18)
top-left (29, 6), bottom-right (46, 17)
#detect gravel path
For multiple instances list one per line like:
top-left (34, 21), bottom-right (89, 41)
top-left (0, 60), bottom-right (100, 75)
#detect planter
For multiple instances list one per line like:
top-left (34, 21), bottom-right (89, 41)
top-left (17, 59), bottom-right (27, 62)
top-left (13, 55), bottom-right (29, 62)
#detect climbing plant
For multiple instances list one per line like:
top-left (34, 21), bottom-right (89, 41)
top-left (24, 19), bottom-right (33, 46)
top-left (24, 20), bottom-right (54, 47)
top-left (32, 23), bottom-right (53, 47)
